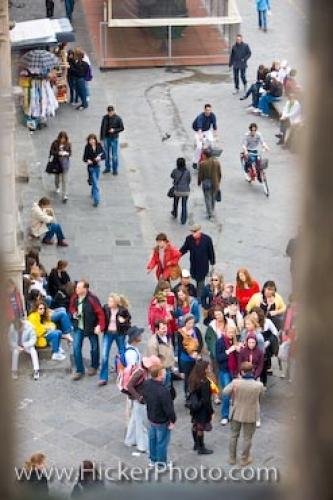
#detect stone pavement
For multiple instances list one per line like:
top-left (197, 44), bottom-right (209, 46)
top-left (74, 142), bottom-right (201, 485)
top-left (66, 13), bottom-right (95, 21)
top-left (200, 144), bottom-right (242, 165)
top-left (10, 0), bottom-right (305, 495)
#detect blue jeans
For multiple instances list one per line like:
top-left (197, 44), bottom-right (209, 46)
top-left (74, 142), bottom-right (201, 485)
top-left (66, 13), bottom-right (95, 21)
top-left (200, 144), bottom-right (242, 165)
top-left (244, 150), bottom-right (258, 173)
top-left (259, 94), bottom-right (280, 115)
top-left (258, 10), bottom-right (267, 30)
top-left (173, 196), bottom-right (188, 224)
top-left (45, 329), bottom-right (62, 353)
top-left (51, 308), bottom-right (73, 334)
top-left (75, 77), bottom-right (88, 108)
top-left (103, 137), bottom-right (119, 173)
top-left (88, 166), bottom-right (101, 206)
top-left (219, 370), bottom-right (232, 419)
top-left (64, 0), bottom-right (75, 20)
top-left (43, 223), bottom-right (65, 243)
top-left (99, 332), bottom-right (125, 381)
top-left (73, 328), bottom-right (100, 374)
top-left (149, 422), bottom-right (171, 464)
top-left (68, 76), bottom-right (78, 103)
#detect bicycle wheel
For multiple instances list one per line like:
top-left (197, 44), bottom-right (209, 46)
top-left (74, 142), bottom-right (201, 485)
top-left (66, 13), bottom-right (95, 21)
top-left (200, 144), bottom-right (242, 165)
top-left (261, 171), bottom-right (270, 197)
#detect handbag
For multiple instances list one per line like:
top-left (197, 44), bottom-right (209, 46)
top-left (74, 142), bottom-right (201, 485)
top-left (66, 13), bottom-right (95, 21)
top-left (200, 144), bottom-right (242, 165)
top-left (45, 155), bottom-right (62, 174)
top-left (167, 169), bottom-right (186, 198)
top-left (215, 189), bottom-right (222, 202)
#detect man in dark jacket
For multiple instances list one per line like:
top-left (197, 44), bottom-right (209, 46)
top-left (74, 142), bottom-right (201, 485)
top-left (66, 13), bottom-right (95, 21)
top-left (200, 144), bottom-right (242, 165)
top-left (100, 105), bottom-right (124, 175)
top-left (180, 224), bottom-right (216, 299)
top-left (142, 365), bottom-right (176, 466)
top-left (69, 280), bottom-right (105, 380)
top-left (229, 34), bottom-right (252, 94)
top-left (198, 149), bottom-right (222, 219)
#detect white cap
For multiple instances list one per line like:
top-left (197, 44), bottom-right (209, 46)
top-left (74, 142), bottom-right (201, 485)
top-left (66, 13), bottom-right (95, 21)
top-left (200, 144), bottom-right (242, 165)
top-left (181, 269), bottom-right (191, 278)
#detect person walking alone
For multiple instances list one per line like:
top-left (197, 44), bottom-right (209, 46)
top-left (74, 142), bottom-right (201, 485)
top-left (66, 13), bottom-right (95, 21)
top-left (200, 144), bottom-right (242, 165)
top-left (223, 361), bottom-right (264, 466)
top-left (198, 149), bottom-right (222, 219)
top-left (229, 34), bottom-right (252, 94)
top-left (256, 0), bottom-right (271, 32)
top-left (170, 157), bottom-right (191, 225)
top-left (49, 131), bottom-right (71, 203)
top-left (62, 0), bottom-right (75, 22)
top-left (83, 134), bottom-right (105, 207)
top-left (180, 225), bottom-right (216, 298)
top-left (69, 280), bottom-right (105, 381)
top-left (100, 105), bottom-right (124, 175)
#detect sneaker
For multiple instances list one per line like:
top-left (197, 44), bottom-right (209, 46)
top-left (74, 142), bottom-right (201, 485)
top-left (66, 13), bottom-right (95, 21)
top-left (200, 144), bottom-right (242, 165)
top-left (63, 333), bottom-right (73, 343)
top-left (261, 113), bottom-right (269, 117)
top-left (232, 89), bottom-right (240, 95)
top-left (87, 368), bottom-right (97, 376)
top-left (58, 347), bottom-right (65, 355)
top-left (220, 418), bottom-right (228, 426)
top-left (55, 188), bottom-right (60, 194)
top-left (148, 461), bottom-right (155, 468)
top-left (98, 380), bottom-right (107, 387)
top-left (57, 240), bottom-right (69, 247)
top-left (42, 239), bottom-right (54, 245)
top-left (72, 372), bottom-right (84, 381)
top-left (33, 370), bottom-right (40, 380)
top-left (198, 447), bottom-right (213, 455)
top-left (240, 457), bottom-right (253, 467)
top-left (112, 171), bottom-right (118, 176)
top-left (51, 352), bottom-right (66, 361)
top-left (103, 169), bottom-right (111, 174)
top-left (244, 172), bottom-right (252, 182)
top-left (76, 105), bottom-right (84, 111)
top-left (256, 420), bottom-right (261, 428)
top-left (246, 106), bottom-right (255, 113)
top-left (12, 371), bottom-right (18, 380)
top-left (62, 196), bottom-right (68, 204)
top-left (252, 108), bottom-right (261, 114)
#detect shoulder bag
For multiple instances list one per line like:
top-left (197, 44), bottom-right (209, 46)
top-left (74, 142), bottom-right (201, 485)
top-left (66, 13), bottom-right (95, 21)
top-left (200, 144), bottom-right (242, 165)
top-left (167, 169), bottom-right (186, 198)
top-left (45, 155), bottom-right (62, 174)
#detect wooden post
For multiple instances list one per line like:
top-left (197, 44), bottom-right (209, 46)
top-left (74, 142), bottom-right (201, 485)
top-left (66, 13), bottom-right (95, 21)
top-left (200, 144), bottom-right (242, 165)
top-left (293, 1), bottom-right (333, 499)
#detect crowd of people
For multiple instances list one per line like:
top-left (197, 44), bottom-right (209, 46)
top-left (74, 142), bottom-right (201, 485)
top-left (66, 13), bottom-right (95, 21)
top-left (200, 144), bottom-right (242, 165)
top-left (7, 4), bottom-right (300, 492)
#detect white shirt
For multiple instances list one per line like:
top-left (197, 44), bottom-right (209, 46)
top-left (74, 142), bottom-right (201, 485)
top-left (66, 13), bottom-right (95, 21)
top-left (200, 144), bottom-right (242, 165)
top-left (281, 100), bottom-right (302, 125)
top-left (125, 344), bottom-right (141, 367)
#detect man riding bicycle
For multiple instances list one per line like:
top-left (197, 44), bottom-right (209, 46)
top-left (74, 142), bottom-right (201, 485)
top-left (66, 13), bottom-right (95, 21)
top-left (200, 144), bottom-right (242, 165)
top-left (192, 104), bottom-right (218, 169)
top-left (242, 123), bottom-right (269, 181)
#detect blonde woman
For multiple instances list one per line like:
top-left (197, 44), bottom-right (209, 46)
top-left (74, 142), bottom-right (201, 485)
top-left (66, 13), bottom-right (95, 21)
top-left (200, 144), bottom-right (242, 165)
top-left (99, 293), bottom-right (131, 386)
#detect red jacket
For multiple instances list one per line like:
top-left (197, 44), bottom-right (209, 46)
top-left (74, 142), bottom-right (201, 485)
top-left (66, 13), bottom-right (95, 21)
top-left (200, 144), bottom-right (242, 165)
top-left (238, 346), bottom-right (264, 379)
top-left (236, 280), bottom-right (260, 313)
top-left (147, 243), bottom-right (181, 280)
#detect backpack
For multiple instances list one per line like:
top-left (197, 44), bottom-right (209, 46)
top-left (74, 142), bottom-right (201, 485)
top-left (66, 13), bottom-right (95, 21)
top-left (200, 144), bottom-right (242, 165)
top-left (116, 347), bottom-right (144, 394)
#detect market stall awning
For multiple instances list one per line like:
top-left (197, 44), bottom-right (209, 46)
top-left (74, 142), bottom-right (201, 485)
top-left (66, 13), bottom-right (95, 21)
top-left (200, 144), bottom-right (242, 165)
top-left (10, 18), bottom-right (74, 50)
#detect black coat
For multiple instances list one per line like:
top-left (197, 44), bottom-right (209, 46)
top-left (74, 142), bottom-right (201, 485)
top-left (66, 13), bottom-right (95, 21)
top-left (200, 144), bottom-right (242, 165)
top-left (100, 114), bottom-right (124, 140)
top-left (103, 305), bottom-right (131, 334)
top-left (83, 143), bottom-right (105, 165)
top-left (180, 233), bottom-right (215, 281)
top-left (190, 379), bottom-right (214, 424)
top-left (18, 469), bottom-right (49, 496)
top-left (229, 42), bottom-right (252, 69)
top-left (47, 268), bottom-right (71, 297)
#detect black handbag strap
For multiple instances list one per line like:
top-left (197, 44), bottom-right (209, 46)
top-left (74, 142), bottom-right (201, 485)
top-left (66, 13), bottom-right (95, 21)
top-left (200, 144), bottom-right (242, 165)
top-left (174, 169), bottom-right (186, 187)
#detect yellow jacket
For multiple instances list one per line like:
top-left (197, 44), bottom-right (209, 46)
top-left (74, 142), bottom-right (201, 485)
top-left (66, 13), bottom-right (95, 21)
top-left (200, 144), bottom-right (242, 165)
top-left (246, 292), bottom-right (286, 315)
top-left (27, 312), bottom-right (56, 348)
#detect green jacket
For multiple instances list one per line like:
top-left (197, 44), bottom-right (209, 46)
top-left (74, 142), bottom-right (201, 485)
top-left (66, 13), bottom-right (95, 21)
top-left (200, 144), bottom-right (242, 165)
top-left (205, 325), bottom-right (218, 358)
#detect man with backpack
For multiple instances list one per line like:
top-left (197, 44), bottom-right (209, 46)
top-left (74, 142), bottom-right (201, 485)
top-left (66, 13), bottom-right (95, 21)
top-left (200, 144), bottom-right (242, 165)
top-left (192, 104), bottom-right (218, 169)
top-left (123, 334), bottom-right (161, 454)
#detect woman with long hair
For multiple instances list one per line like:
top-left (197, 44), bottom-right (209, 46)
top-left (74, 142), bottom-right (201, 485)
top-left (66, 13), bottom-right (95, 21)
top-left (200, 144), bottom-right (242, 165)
top-left (49, 131), bottom-right (72, 203)
top-left (201, 271), bottom-right (226, 325)
top-left (240, 314), bottom-right (265, 352)
top-left (235, 268), bottom-right (260, 313)
top-left (178, 315), bottom-right (203, 398)
top-left (170, 157), bottom-right (191, 224)
top-left (47, 260), bottom-right (71, 298)
top-left (99, 293), bottom-right (131, 386)
top-left (83, 133), bottom-right (105, 207)
top-left (146, 233), bottom-right (181, 281)
top-left (216, 323), bottom-right (240, 425)
top-left (246, 280), bottom-right (286, 329)
top-left (28, 302), bottom-right (66, 361)
top-left (174, 285), bottom-right (200, 327)
top-left (188, 359), bottom-right (214, 455)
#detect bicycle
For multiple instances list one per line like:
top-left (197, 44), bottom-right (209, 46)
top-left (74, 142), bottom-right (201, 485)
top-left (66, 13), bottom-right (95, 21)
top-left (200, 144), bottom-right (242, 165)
top-left (240, 152), bottom-right (270, 197)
